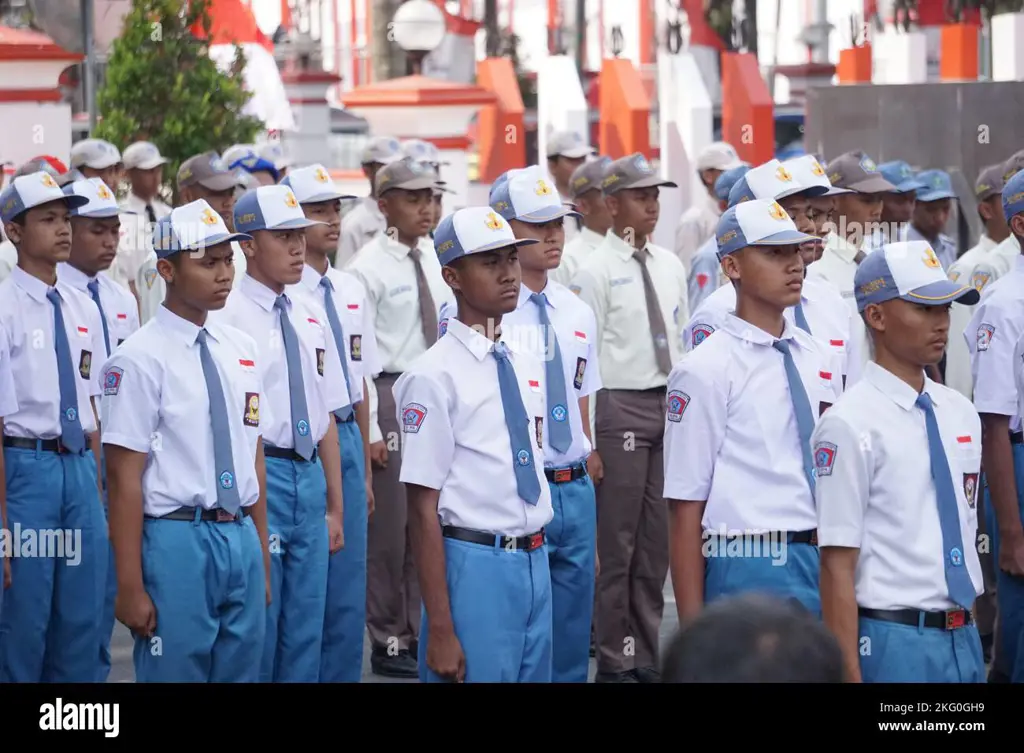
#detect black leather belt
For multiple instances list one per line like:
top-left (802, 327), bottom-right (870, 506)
top-left (442, 525), bottom-right (546, 552)
top-left (377, 372), bottom-right (402, 380)
top-left (859, 606), bottom-right (973, 631)
top-left (3, 435), bottom-right (88, 455)
top-left (145, 506), bottom-right (253, 523)
top-left (1011, 431), bottom-right (1023, 445)
top-left (545, 463), bottom-right (587, 484)
top-left (263, 444), bottom-right (318, 462)
top-left (705, 528), bottom-right (818, 545)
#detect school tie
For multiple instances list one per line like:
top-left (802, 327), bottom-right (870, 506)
top-left (772, 339), bottom-right (816, 494)
top-left (46, 289), bottom-right (85, 454)
top-left (319, 276), bottom-right (354, 422)
top-left (492, 342), bottom-right (541, 506)
top-left (529, 292), bottom-right (572, 454)
top-left (196, 329), bottom-right (241, 515)
top-left (86, 278), bottom-right (111, 357)
top-left (274, 295), bottom-right (315, 461)
top-left (916, 392), bottom-right (977, 610)
top-left (793, 300), bottom-right (812, 335)
top-left (633, 249), bottom-right (673, 375)
top-left (408, 246), bottom-right (438, 348)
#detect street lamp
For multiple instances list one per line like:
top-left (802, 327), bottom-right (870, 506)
top-left (391, 0), bottom-right (448, 75)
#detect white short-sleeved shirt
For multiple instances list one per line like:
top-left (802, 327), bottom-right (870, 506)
top-left (966, 255), bottom-right (1024, 431)
top-left (134, 249), bottom-right (167, 326)
top-left (292, 262), bottom-right (383, 405)
top-left (211, 274), bottom-right (350, 448)
top-left (334, 198), bottom-right (386, 271)
top-left (439, 281), bottom-right (602, 468)
top-left (0, 323), bottom-right (18, 417)
top-left (551, 226), bottom-right (605, 288)
top-left (683, 276), bottom-right (863, 389)
top-left (812, 362), bottom-right (984, 611)
top-left (663, 314), bottom-right (842, 533)
top-left (0, 266), bottom-right (105, 437)
top-left (394, 318), bottom-right (553, 538)
top-left (100, 306), bottom-right (265, 517)
top-left (58, 262), bottom-right (141, 355)
top-left (945, 235), bottom-right (998, 400)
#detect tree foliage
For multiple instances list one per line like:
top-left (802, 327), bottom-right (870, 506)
top-left (95, 0), bottom-right (263, 203)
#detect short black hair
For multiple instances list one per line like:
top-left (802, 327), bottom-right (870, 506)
top-left (661, 594), bottom-right (844, 683)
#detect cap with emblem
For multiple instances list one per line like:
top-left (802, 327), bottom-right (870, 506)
top-left (122, 141), bottom-right (169, 171)
top-left (70, 139), bottom-right (122, 171)
top-left (825, 151), bottom-right (897, 193)
top-left (877, 160), bottom-right (927, 194)
top-left (697, 142), bottom-right (744, 172)
top-left (434, 206), bottom-right (539, 266)
top-left (915, 170), bottom-right (957, 203)
top-left (490, 165), bottom-right (581, 223)
top-left (1002, 150), bottom-right (1024, 183)
top-left (152, 199), bottom-right (252, 259)
top-left (727, 159), bottom-right (806, 207)
top-left (568, 156), bottom-right (612, 199)
top-left (223, 145), bottom-right (280, 182)
top-left (715, 198), bottom-right (816, 258)
top-left (374, 157), bottom-right (442, 195)
top-left (63, 178), bottom-right (120, 218)
top-left (177, 151), bottom-right (237, 192)
top-left (401, 139), bottom-right (448, 167)
top-left (714, 164), bottom-right (751, 201)
top-left (975, 163), bottom-right (1007, 202)
top-left (0, 170), bottom-right (89, 223)
top-left (282, 163), bottom-right (356, 204)
top-left (782, 155), bottom-right (837, 198)
top-left (546, 130), bottom-right (595, 160)
top-left (361, 136), bottom-right (403, 166)
top-left (489, 168), bottom-right (526, 203)
top-left (854, 240), bottom-right (980, 312)
top-left (233, 185), bottom-right (325, 234)
top-left (1002, 169), bottom-right (1024, 221)
top-left (602, 152), bottom-right (677, 195)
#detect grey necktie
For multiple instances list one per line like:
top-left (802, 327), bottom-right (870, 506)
top-left (633, 248), bottom-right (673, 375)
top-left (274, 295), bottom-right (315, 460)
top-left (197, 329), bottom-right (241, 514)
top-left (409, 246), bottom-right (438, 348)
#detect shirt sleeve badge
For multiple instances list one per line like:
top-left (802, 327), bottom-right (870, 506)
top-left (402, 403), bottom-right (427, 433)
top-left (976, 323), bottom-right (995, 352)
top-left (813, 441), bottom-right (837, 477)
top-left (666, 390), bottom-right (690, 423)
top-left (692, 324), bottom-right (715, 348)
top-left (103, 366), bottom-right (124, 396)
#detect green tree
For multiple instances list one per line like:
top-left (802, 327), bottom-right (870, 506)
top-left (95, 0), bottom-right (263, 203)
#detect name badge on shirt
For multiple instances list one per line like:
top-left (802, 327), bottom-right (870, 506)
top-left (574, 358), bottom-right (587, 390)
top-left (316, 348), bottom-right (325, 376)
top-left (79, 350), bottom-right (92, 380)
top-left (244, 392), bottom-right (260, 427)
top-left (350, 335), bottom-right (362, 361)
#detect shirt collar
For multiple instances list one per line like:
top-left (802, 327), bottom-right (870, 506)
top-left (11, 264), bottom-right (56, 304)
top-left (720, 312), bottom-right (801, 346)
top-left (579, 226), bottom-right (606, 247)
top-left (603, 230), bottom-right (646, 262)
top-left (299, 261), bottom-right (326, 293)
top-left (518, 279), bottom-right (558, 309)
top-left (823, 231), bottom-right (863, 264)
top-left (863, 360), bottom-right (942, 410)
top-left (380, 231), bottom-right (431, 261)
top-left (155, 304), bottom-right (212, 346)
top-left (240, 273), bottom-right (286, 313)
top-left (446, 317), bottom-right (500, 362)
top-left (57, 262), bottom-right (96, 292)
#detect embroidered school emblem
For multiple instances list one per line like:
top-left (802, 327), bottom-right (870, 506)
top-left (79, 350), bottom-right (92, 380)
top-left (144, 268), bottom-right (158, 289)
top-left (551, 404), bottom-right (567, 423)
top-left (972, 271), bottom-right (991, 291)
top-left (923, 246), bottom-right (941, 269)
top-left (200, 208), bottom-right (219, 225)
top-left (964, 473), bottom-right (978, 509)
top-left (402, 403), bottom-right (427, 433)
top-left (438, 318), bottom-right (449, 337)
top-left (810, 160), bottom-right (825, 177)
top-left (244, 392), bottom-right (260, 427)
top-left (284, 190), bottom-right (299, 208)
top-left (40, 173), bottom-right (58, 188)
top-left (103, 366), bottom-right (123, 396)
top-left (666, 390), bottom-right (689, 423)
top-left (485, 211), bottom-right (504, 231)
top-left (977, 323), bottom-right (995, 351)
top-left (813, 442), bottom-right (837, 477)
top-left (768, 201), bottom-right (788, 221)
top-left (350, 334), bottom-right (362, 361)
top-left (776, 166), bottom-right (793, 182)
top-left (692, 323), bottom-right (715, 348)
top-left (535, 179), bottom-right (552, 196)
top-left (315, 167), bottom-right (330, 183)
top-left (96, 183), bottom-right (113, 200)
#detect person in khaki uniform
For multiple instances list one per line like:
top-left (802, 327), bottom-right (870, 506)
top-left (345, 158), bottom-right (452, 678)
top-left (570, 152), bottom-right (688, 683)
top-left (334, 137), bottom-right (403, 270)
top-left (551, 156), bottom-right (612, 287)
top-left (546, 130), bottom-right (595, 244)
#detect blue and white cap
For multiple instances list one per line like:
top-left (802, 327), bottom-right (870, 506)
top-left (854, 240), bottom-right (980, 312)
top-left (152, 199), bottom-right (252, 259)
top-left (727, 159), bottom-right (806, 207)
top-left (224, 145), bottom-right (280, 182)
top-left (233, 185), bottom-right (325, 234)
top-left (435, 206), bottom-right (539, 266)
top-left (490, 165), bottom-right (581, 224)
top-left (878, 160), bottom-right (927, 194)
top-left (488, 168), bottom-right (526, 204)
top-left (715, 198), bottom-right (817, 258)
top-left (1003, 169), bottom-right (1024, 220)
top-left (781, 155), bottom-right (833, 198)
top-left (915, 170), bottom-right (957, 202)
top-left (281, 164), bottom-right (356, 204)
top-left (63, 177), bottom-right (121, 218)
top-left (0, 170), bottom-right (89, 223)
top-left (713, 164), bottom-right (751, 201)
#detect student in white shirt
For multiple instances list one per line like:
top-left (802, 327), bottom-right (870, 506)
top-left (0, 171), bottom-right (106, 683)
top-left (100, 200), bottom-right (271, 683)
top-left (397, 206), bottom-right (552, 683)
top-left (665, 200), bottom-right (838, 623)
top-left (120, 141), bottom-right (172, 223)
top-left (283, 163), bottom-right (384, 683)
top-left (0, 322), bottom-right (19, 624)
top-left (814, 241), bottom-right (984, 683)
top-left (214, 184), bottom-right (349, 682)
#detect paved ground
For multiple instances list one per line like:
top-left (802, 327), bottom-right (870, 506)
top-left (107, 580), bottom-right (681, 682)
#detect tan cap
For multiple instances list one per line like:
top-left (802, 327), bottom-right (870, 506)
top-left (177, 151), bottom-right (237, 192)
top-left (568, 156), bottom-right (612, 199)
top-left (1002, 150), bottom-right (1024, 182)
top-left (825, 151), bottom-right (896, 193)
top-left (70, 139), bottom-right (122, 170)
top-left (375, 157), bottom-right (442, 195)
top-left (975, 163), bottom-right (1007, 202)
top-left (697, 142), bottom-right (744, 171)
top-left (361, 136), bottom-right (403, 166)
top-left (546, 130), bottom-right (595, 160)
top-left (601, 153), bottom-right (677, 195)
top-left (123, 141), bottom-right (168, 171)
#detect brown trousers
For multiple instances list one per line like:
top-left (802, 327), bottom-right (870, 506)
top-left (366, 373), bottom-right (421, 651)
top-left (593, 388), bottom-right (670, 673)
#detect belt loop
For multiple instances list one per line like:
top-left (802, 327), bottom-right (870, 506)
top-left (917, 611), bottom-right (926, 634)
top-left (192, 506), bottom-right (203, 527)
